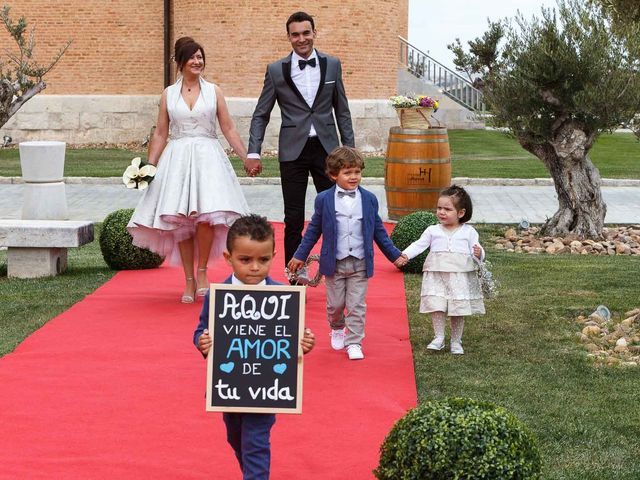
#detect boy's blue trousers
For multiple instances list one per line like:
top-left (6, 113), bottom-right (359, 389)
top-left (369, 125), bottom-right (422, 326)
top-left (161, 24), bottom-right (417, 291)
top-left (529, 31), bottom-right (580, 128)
top-left (223, 412), bottom-right (277, 480)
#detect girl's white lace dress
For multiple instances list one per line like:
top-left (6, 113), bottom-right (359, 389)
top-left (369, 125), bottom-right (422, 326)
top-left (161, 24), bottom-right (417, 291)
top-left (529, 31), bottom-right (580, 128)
top-left (403, 224), bottom-right (485, 316)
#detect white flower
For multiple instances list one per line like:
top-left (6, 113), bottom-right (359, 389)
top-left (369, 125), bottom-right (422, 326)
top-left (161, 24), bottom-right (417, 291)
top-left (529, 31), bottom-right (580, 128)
top-left (124, 164), bottom-right (140, 179)
top-left (122, 157), bottom-right (155, 190)
top-left (139, 164), bottom-right (157, 177)
top-left (122, 171), bottom-right (135, 186)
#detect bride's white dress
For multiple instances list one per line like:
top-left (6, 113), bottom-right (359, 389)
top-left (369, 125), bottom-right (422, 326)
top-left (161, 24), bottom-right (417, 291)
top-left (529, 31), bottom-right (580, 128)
top-left (127, 78), bottom-right (249, 265)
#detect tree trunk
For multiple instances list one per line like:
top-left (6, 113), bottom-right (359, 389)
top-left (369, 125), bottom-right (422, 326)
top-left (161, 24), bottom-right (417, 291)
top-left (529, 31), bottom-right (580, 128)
top-left (521, 123), bottom-right (606, 239)
top-left (0, 80), bottom-right (46, 129)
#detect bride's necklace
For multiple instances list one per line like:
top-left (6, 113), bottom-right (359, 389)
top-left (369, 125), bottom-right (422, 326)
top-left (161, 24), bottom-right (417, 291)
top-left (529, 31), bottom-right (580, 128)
top-left (183, 79), bottom-right (199, 92)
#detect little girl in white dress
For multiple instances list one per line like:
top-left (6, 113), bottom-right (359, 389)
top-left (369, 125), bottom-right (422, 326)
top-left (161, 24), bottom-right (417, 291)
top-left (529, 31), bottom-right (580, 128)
top-left (398, 185), bottom-right (485, 355)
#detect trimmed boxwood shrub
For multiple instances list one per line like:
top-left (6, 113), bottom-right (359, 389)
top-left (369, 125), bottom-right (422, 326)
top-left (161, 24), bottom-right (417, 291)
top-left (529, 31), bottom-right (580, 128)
top-left (100, 208), bottom-right (164, 270)
top-left (390, 210), bottom-right (438, 274)
top-left (374, 397), bottom-right (541, 480)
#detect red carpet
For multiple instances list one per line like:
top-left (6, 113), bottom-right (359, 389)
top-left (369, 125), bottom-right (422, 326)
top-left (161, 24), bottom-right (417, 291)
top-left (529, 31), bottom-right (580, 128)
top-left (0, 223), bottom-right (416, 479)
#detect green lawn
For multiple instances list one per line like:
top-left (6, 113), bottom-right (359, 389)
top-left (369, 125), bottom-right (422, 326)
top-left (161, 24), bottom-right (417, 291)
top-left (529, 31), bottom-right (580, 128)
top-left (406, 224), bottom-right (640, 479)
top-left (448, 130), bottom-right (640, 179)
top-left (1, 224), bottom-right (639, 478)
top-left (0, 226), bottom-right (116, 356)
top-left (1, 130), bottom-right (638, 179)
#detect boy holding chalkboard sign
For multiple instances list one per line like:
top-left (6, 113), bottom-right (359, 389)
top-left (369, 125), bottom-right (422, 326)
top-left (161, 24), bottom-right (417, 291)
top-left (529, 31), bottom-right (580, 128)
top-left (288, 146), bottom-right (404, 360)
top-left (194, 214), bottom-right (315, 480)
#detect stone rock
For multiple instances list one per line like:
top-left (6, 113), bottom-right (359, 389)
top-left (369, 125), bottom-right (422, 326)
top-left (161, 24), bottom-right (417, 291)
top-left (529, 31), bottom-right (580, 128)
top-left (546, 244), bottom-right (563, 254)
top-left (494, 227), bottom-right (640, 257)
top-left (585, 343), bottom-right (600, 352)
top-left (588, 314), bottom-right (605, 324)
top-left (504, 228), bottom-right (517, 241)
top-left (616, 243), bottom-right (631, 255)
top-left (582, 326), bottom-right (601, 336)
top-left (615, 338), bottom-right (628, 347)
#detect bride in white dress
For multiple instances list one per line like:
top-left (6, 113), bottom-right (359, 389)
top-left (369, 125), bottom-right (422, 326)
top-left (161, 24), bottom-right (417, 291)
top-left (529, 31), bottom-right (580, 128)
top-left (128, 37), bottom-right (262, 303)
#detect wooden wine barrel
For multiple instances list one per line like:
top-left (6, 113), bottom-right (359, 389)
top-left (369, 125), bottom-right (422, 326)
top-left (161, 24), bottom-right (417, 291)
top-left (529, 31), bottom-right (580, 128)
top-left (384, 127), bottom-right (451, 220)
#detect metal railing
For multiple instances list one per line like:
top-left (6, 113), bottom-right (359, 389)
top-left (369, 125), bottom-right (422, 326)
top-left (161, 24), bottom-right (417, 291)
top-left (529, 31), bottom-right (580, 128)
top-left (399, 36), bottom-right (486, 112)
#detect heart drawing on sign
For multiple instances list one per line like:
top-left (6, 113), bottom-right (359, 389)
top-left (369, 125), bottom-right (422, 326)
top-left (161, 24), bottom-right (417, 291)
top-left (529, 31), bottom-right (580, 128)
top-left (220, 362), bottom-right (235, 373)
top-left (273, 363), bottom-right (287, 375)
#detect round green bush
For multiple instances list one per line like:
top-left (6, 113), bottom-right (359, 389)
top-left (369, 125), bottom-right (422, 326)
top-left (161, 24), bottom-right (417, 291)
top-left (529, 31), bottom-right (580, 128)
top-left (99, 208), bottom-right (164, 270)
top-left (374, 398), bottom-right (542, 480)
top-left (390, 210), bottom-right (438, 273)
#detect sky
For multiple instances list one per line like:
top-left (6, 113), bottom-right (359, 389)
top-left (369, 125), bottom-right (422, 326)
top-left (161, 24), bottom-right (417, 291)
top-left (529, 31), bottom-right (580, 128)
top-left (408, 0), bottom-right (556, 72)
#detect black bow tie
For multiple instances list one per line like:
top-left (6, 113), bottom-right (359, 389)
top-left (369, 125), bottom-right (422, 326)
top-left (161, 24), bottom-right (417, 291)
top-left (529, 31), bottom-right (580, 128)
top-left (298, 58), bottom-right (317, 70)
top-left (337, 190), bottom-right (356, 198)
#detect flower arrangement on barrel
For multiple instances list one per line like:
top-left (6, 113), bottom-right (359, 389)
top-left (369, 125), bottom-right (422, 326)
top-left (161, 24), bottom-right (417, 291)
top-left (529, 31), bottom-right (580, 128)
top-left (122, 157), bottom-right (157, 190)
top-left (389, 94), bottom-right (440, 129)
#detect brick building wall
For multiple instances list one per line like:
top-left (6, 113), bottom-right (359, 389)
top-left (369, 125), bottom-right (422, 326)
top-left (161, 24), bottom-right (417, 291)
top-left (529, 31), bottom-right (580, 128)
top-left (1, 1), bottom-right (165, 94)
top-left (2, 1), bottom-right (406, 97)
top-left (1, 1), bottom-right (408, 147)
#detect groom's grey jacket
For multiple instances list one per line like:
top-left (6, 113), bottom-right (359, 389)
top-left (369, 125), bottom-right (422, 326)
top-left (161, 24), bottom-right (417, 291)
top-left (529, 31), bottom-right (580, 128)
top-left (248, 50), bottom-right (355, 162)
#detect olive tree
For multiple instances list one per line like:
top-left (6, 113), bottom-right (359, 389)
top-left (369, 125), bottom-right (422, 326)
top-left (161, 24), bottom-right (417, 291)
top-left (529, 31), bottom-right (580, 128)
top-left (0, 5), bottom-right (71, 129)
top-left (594, 0), bottom-right (640, 27)
top-left (449, 0), bottom-right (640, 239)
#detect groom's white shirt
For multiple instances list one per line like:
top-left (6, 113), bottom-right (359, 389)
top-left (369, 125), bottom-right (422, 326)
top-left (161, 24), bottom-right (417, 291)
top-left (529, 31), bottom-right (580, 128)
top-left (291, 49), bottom-right (320, 137)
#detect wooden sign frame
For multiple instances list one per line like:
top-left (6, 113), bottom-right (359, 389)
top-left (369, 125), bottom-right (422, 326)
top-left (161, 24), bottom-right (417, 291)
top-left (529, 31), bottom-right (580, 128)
top-left (206, 284), bottom-right (306, 414)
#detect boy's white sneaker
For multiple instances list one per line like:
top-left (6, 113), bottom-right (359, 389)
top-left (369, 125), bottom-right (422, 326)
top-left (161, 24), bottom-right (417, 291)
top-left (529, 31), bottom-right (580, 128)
top-left (427, 337), bottom-right (445, 351)
top-left (450, 341), bottom-right (464, 355)
top-left (346, 344), bottom-right (364, 360)
top-left (330, 328), bottom-right (346, 350)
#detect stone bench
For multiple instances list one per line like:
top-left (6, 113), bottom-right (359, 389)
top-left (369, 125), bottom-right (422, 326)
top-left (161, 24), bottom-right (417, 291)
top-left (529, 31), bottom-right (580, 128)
top-left (0, 220), bottom-right (94, 278)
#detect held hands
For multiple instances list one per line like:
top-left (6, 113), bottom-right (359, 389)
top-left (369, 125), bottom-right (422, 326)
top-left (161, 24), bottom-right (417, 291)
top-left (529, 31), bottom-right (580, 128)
top-left (301, 328), bottom-right (316, 354)
top-left (198, 329), bottom-right (213, 357)
top-left (394, 254), bottom-right (409, 269)
top-left (287, 257), bottom-right (305, 273)
top-left (243, 158), bottom-right (262, 177)
top-left (473, 245), bottom-right (482, 259)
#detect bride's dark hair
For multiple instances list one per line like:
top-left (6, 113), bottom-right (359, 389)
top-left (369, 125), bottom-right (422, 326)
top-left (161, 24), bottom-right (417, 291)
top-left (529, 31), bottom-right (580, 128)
top-left (174, 36), bottom-right (205, 71)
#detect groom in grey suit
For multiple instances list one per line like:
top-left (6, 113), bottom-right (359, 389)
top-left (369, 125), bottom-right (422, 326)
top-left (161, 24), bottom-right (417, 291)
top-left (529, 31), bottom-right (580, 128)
top-left (248, 11), bottom-right (355, 268)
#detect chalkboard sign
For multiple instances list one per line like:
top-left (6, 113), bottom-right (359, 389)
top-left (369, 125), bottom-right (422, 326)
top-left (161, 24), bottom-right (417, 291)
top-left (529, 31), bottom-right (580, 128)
top-left (206, 284), bottom-right (306, 414)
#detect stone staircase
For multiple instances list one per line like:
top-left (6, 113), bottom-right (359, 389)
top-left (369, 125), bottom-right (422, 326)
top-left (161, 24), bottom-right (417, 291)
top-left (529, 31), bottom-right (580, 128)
top-left (397, 37), bottom-right (486, 129)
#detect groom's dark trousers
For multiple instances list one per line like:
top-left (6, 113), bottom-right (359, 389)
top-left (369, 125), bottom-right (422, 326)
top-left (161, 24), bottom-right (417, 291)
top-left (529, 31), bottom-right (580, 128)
top-left (279, 137), bottom-right (333, 264)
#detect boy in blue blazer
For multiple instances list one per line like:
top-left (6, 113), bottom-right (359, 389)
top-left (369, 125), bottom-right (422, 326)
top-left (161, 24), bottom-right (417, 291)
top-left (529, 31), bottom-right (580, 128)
top-left (194, 214), bottom-right (316, 480)
top-left (288, 147), bottom-right (403, 360)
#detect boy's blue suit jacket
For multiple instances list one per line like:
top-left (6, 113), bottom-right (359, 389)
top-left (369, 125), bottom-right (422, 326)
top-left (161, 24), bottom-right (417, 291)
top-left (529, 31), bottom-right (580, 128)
top-left (193, 275), bottom-right (281, 348)
top-left (293, 185), bottom-right (401, 278)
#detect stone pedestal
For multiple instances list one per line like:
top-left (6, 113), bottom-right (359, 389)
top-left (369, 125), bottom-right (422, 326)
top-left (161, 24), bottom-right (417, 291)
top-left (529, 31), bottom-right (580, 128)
top-left (22, 182), bottom-right (68, 220)
top-left (7, 247), bottom-right (68, 278)
top-left (0, 219), bottom-right (94, 278)
top-left (19, 140), bottom-right (69, 220)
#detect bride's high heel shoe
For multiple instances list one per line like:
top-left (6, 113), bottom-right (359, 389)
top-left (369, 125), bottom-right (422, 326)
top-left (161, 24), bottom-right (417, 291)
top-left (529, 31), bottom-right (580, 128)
top-left (181, 277), bottom-right (196, 304)
top-left (196, 267), bottom-right (209, 297)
